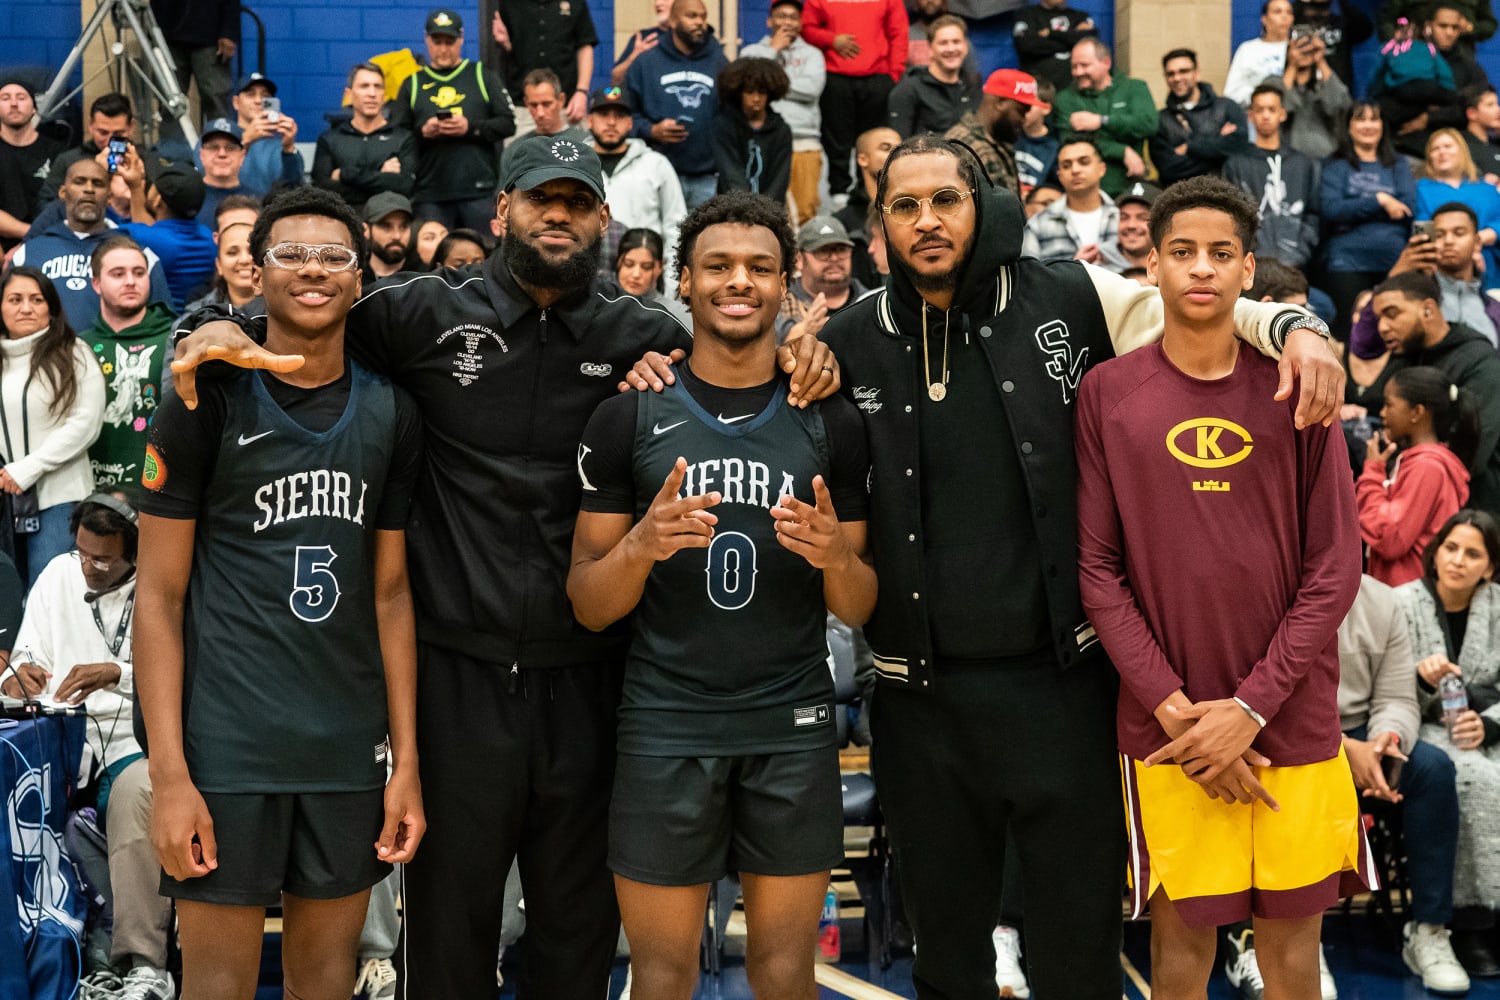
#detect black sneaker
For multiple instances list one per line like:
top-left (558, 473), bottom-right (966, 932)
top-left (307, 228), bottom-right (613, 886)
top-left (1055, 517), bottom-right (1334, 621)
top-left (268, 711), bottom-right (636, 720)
top-left (1452, 929), bottom-right (1500, 978)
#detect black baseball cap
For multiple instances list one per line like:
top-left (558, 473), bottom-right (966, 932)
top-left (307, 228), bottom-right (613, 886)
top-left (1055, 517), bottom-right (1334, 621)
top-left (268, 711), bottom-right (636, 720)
top-left (590, 87), bottom-right (632, 114)
top-left (426, 8), bottom-right (463, 35)
top-left (363, 192), bottom-right (414, 224)
top-left (235, 72), bottom-right (277, 96)
top-left (500, 133), bottom-right (606, 201)
top-left (153, 163), bottom-right (207, 217)
top-left (1115, 181), bottom-right (1162, 209)
top-left (200, 118), bottom-right (244, 146)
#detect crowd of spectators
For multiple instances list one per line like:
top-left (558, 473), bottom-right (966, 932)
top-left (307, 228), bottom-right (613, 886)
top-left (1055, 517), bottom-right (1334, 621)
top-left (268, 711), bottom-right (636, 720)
top-left (5, 0), bottom-right (1500, 997)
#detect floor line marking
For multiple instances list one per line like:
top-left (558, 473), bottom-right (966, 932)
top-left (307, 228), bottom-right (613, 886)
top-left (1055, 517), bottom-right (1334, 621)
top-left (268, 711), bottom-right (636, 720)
top-left (1122, 950), bottom-right (1152, 999)
top-left (813, 964), bottom-right (908, 1000)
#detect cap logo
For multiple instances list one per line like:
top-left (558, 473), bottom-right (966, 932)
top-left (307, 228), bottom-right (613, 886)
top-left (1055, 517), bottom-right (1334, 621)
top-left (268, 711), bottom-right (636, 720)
top-left (1130, 184), bottom-right (1144, 195)
top-left (604, 87), bottom-right (623, 100)
top-left (434, 12), bottom-right (453, 26)
top-left (551, 139), bottom-right (582, 162)
top-left (820, 225), bottom-right (832, 233)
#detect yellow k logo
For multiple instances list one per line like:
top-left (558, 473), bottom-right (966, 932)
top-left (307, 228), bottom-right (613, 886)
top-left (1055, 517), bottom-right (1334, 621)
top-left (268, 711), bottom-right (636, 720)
top-left (1166, 418), bottom-right (1254, 469)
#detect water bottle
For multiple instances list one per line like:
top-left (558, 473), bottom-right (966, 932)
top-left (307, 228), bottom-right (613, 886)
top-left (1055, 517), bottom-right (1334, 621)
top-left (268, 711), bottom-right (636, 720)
top-left (1440, 673), bottom-right (1469, 737)
top-left (816, 883), bottom-right (841, 963)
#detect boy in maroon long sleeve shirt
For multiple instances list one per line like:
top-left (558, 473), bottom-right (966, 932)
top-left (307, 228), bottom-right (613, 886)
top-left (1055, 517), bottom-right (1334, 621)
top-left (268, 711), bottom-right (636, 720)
top-left (1076, 176), bottom-right (1369, 998)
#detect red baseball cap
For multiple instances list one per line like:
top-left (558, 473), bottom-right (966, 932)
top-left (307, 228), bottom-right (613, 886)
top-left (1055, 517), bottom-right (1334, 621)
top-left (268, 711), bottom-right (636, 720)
top-left (984, 69), bottom-right (1049, 111)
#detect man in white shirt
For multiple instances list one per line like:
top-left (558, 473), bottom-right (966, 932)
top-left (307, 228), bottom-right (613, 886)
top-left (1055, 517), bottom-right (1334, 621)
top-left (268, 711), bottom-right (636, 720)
top-left (1021, 136), bottom-right (1119, 263)
top-left (588, 87), bottom-right (687, 277)
top-left (3, 496), bottom-right (173, 1000)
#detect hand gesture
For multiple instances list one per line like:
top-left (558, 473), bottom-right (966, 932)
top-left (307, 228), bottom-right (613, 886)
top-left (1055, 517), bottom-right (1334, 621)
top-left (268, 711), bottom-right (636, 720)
top-left (171, 321), bottom-right (306, 411)
top-left (376, 766), bottom-right (425, 862)
top-left (1417, 654), bottom-right (1459, 687)
top-left (621, 348), bottom-right (688, 392)
top-left (216, 37), bottom-right (236, 61)
top-left (1365, 429), bottom-right (1397, 467)
top-left (152, 775), bottom-right (218, 880)
top-left (1391, 233), bottom-right (1439, 276)
top-left (771, 476), bottom-right (852, 569)
top-left (832, 34), bottom-right (862, 59)
top-left (565, 91), bottom-right (588, 123)
top-left (777, 333), bottom-right (840, 407)
top-left (626, 458), bottom-right (721, 562)
top-left (1343, 732), bottom-right (1404, 802)
top-left (53, 662), bottom-right (122, 704)
top-left (492, 10), bottom-right (513, 50)
top-left (380, 156), bottom-right (402, 174)
top-left (0, 468), bottom-right (23, 495)
top-left (1276, 325), bottom-right (1344, 429)
top-left (794, 293), bottom-right (830, 339)
top-left (1074, 242), bottom-right (1103, 264)
top-left (1144, 699), bottom-right (1264, 784)
top-left (651, 118), bottom-right (689, 143)
top-left (635, 27), bottom-right (661, 53)
top-left (277, 114), bottom-right (299, 152)
top-left (1197, 757), bottom-right (1280, 809)
top-left (1069, 110), bottom-right (1103, 132)
top-left (1123, 147), bottom-right (1147, 178)
top-left (1376, 191), bottom-right (1412, 220)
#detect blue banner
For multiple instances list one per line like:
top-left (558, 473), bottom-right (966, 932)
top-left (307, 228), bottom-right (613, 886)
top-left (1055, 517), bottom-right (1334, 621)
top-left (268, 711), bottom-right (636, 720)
top-left (0, 715), bottom-right (87, 1000)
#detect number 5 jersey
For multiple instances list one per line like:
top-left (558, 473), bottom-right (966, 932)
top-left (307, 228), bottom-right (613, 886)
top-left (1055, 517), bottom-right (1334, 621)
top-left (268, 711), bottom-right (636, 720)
top-left (140, 362), bottom-right (423, 792)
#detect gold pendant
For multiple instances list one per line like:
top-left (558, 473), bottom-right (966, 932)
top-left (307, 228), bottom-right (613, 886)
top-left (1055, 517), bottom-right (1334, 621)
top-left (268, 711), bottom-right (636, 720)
top-left (928, 382), bottom-right (947, 402)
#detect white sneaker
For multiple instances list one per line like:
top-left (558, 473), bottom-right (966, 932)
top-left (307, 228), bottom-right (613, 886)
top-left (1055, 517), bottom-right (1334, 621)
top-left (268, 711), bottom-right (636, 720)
top-left (1319, 946), bottom-right (1339, 1000)
top-left (117, 966), bottom-right (174, 1000)
top-left (1224, 928), bottom-right (1265, 1000)
top-left (1404, 922), bottom-right (1472, 995)
top-left (353, 957), bottom-right (396, 999)
top-left (992, 925), bottom-right (1031, 998)
top-left (78, 969), bottom-right (124, 1000)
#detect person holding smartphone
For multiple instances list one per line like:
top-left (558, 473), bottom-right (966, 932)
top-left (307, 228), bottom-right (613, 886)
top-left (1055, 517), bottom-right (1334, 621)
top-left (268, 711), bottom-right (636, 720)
top-left (224, 72), bottom-right (304, 197)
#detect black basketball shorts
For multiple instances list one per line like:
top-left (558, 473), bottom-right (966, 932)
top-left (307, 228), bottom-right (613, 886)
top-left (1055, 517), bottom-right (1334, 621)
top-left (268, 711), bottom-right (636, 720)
top-left (608, 746), bottom-right (844, 886)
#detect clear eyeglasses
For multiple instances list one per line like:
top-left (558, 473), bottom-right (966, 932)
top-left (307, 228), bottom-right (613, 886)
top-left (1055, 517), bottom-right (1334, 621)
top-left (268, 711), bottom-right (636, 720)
top-left (262, 242), bottom-right (360, 272)
top-left (881, 188), bottom-right (974, 226)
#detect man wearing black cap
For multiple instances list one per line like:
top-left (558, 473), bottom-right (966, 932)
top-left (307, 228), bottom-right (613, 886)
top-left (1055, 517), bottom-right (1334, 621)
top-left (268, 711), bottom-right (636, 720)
top-left (0, 77), bottom-right (64, 253)
top-left (313, 62), bottom-right (417, 214)
top-left (227, 72), bottom-right (305, 197)
top-left (390, 9), bottom-right (517, 234)
top-left (120, 160), bottom-right (217, 311)
top-left (588, 85), bottom-right (688, 276)
top-left (1108, 180), bottom-right (1158, 274)
top-left (362, 192), bottom-right (414, 282)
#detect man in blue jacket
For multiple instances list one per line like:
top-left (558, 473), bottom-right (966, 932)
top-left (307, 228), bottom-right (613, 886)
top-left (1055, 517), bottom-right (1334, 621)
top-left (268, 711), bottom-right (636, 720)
top-left (12, 159), bottom-right (172, 329)
top-left (624, 0), bottom-right (728, 209)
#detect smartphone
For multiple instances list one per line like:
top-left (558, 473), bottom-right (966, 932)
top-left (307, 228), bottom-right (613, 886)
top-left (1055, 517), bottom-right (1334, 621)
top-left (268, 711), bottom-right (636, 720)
top-left (263, 96), bottom-right (281, 124)
top-left (1290, 23), bottom-right (1314, 42)
top-left (1381, 752), bottom-right (1404, 791)
top-left (434, 108), bottom-right (454, 119)
top-left (106, 136), bottom-right (128, 173)
top-left (1414, 219), bottom-right (1437, 240)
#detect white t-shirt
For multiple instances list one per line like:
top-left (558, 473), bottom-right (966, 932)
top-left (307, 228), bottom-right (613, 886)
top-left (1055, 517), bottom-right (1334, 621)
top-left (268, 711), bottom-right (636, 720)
top-left (1225, 38), bottom-right (1289, 105)
top-left (1068, 206), bottom-right (1105, 250)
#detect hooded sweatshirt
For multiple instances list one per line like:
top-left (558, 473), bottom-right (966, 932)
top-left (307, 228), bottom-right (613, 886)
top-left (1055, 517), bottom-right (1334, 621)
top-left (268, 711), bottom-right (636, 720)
top-left (1358, 442), bottom-right (1470, 588)
top-left (1149, 81), bottom-right (1249, 184)
top-left (81, 301), bottom-right (176, 491)
top-left (11, 221), bottom-right (174, 330)
top-left (625, 25), bottom-right (729, 178)
top-left (1222, 144), bottom-right (1322, 268)
top-left (713, 105), bottom-right (793, 202)
top-left (886, 66), bottom-right (982, 140)
top-left (801, 0), bottom-right (908, 80)
top-left (740, 35), bottom-right (826, 141)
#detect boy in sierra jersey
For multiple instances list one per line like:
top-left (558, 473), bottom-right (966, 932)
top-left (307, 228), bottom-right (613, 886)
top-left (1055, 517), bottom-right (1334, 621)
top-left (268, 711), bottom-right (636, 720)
top-left (134, 187), bottom-right (425, 1000)
top-left (1075, 176), bottom-right (1366, 999)
top-left (567, 191), bottom-right (875, 1000)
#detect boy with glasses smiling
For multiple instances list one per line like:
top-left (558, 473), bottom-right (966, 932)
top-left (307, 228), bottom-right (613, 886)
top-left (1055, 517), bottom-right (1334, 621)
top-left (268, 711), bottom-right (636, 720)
top-left (135, 186), bottom-right (426, 1000)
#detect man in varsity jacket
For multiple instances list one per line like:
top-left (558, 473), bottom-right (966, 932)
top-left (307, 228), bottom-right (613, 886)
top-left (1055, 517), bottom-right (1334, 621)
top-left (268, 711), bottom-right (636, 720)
top-left (569, 191), bottom-right (874, 1000)
top-left (389, 8), bottom-right (516, 233)
top-left (135, 187), bottom-right (425, 1000)
top-left (805, 135), bottom-right (1342, 1000)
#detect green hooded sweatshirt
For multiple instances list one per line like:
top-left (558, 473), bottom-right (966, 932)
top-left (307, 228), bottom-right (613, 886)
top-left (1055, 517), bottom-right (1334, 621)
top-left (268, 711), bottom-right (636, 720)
top-left (81, 301), bottom-right (176, 491)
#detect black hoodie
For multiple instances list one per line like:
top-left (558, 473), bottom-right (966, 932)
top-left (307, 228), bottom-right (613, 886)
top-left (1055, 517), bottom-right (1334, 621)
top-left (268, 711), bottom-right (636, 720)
top-left (712, 105), bottom-right (793, 202)
top-left (1402, 321), bottom-right (1500, 511)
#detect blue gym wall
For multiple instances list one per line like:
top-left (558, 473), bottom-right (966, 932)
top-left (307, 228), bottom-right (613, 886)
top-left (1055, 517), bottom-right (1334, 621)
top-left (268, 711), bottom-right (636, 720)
top-left (1, 1), bottom-right (1496, 143)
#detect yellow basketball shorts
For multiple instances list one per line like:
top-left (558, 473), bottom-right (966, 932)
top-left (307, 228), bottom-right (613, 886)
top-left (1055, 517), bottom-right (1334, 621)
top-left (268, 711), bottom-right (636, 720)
top-left (1121, 747), bottom-right (1376, 928)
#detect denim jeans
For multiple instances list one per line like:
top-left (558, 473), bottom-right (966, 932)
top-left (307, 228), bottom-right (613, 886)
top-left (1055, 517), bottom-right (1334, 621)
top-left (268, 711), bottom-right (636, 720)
top-left (1348, 724), bottom-right (1459, 924)
top-left (20, 501), bottom-right (75, 588)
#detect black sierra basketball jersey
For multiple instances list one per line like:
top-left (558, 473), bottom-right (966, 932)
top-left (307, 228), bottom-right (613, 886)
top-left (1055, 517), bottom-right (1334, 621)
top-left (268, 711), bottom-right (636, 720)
top-left (182, 364), bottom-right (397, 793)
top-left (621, 379), bottom-right (837, 757)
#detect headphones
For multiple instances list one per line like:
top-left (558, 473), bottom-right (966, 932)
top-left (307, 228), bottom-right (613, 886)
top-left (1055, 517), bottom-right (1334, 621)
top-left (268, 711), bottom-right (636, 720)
top-left (82, 492), bottom-right (137, 526)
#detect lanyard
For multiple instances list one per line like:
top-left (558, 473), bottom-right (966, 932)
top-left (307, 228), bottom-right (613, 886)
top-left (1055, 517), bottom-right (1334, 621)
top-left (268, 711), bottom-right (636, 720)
top-left (0, 366), bottom-right (34, 465)
top-left (92, 590), bottom-right (135, 658)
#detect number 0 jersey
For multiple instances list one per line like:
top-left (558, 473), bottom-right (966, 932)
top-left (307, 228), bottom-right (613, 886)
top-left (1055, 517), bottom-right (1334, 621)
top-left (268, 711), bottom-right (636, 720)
top-left (140, 363), bottom-right (421, 793)
top-left (579, 367), bottom-right (870, 757)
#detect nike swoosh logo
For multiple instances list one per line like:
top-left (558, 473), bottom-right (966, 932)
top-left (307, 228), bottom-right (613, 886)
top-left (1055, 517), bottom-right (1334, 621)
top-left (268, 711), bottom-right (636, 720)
top-left (716, 413), bottom-right (754, 424)
top-left (238, 430), bottom-right (274, 446)
top-left (652, 420), bottom-right (688, 435)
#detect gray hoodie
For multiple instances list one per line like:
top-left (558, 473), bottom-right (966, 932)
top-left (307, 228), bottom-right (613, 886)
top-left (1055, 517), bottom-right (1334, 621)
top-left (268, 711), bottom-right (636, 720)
top-left (740, 35), bottom-right (826, 142)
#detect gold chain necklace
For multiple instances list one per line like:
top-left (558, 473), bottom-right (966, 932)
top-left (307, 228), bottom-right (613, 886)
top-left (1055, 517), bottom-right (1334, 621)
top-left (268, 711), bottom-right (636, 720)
top-left (922, 305), bottom-right (949, 402)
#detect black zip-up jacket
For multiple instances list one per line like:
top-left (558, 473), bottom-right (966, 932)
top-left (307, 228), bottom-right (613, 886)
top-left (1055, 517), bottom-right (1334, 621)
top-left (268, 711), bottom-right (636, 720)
top-left (1149, 82), bottom-right (1249, 184)
top-left (311, 120), bottom-right (418, 211)
top-left (180, 258), bottom-right (692, 668)
top-left (1012, 3), bottom-right (1098, 92)
top-left (1403, 321), bottom-right (1500, 511)
top-left (820, 181), bottom-right (1316, 690)
top-left (388, 61), bottom-right (516, 203)
top-left (886, 66), bottom-right (982, 139)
